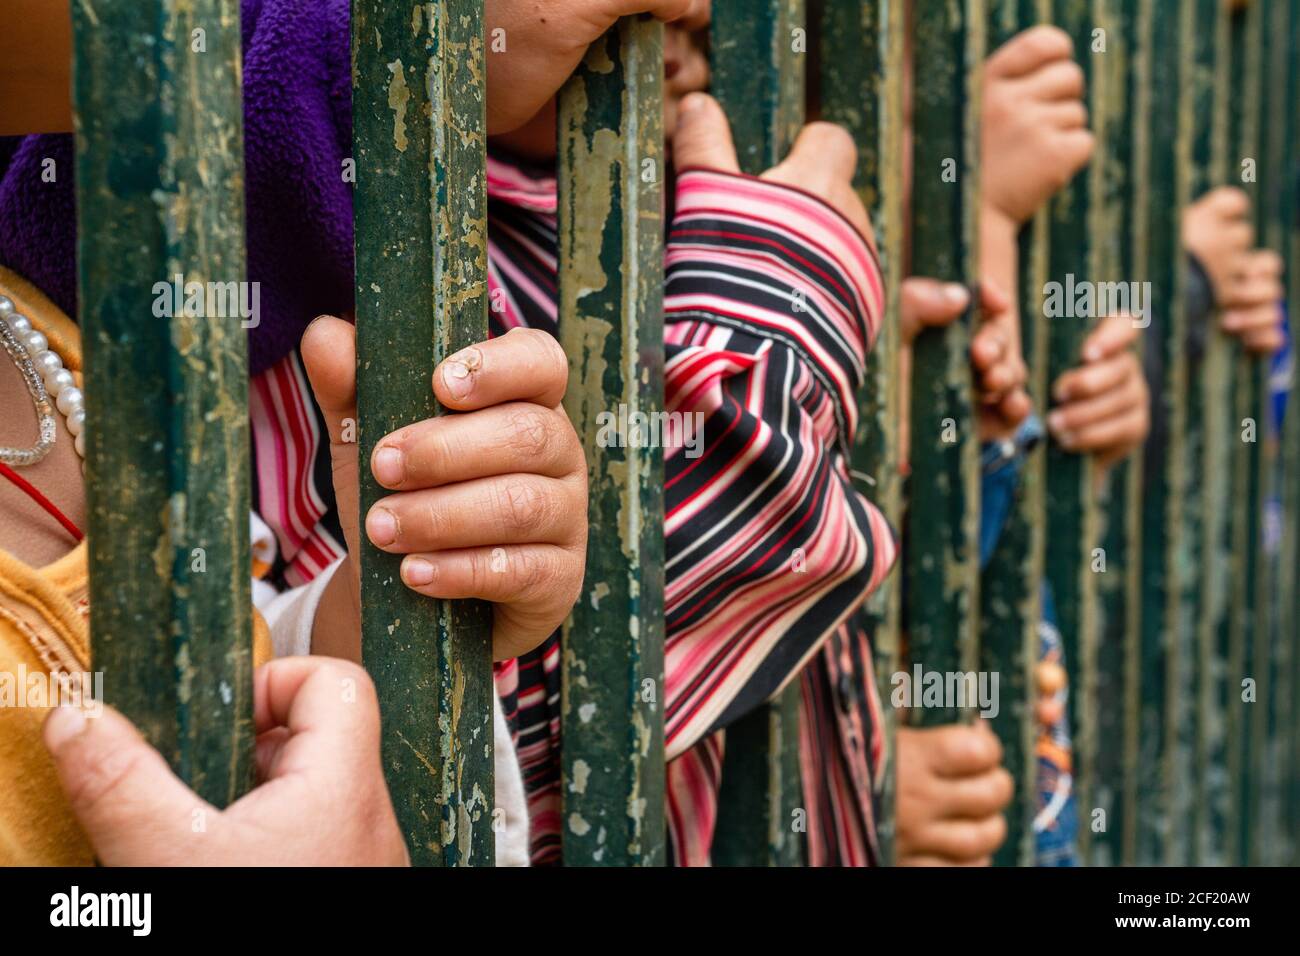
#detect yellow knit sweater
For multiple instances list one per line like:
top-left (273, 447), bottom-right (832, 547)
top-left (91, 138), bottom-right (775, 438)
top-left (0, 267), bottom-right (270, 865)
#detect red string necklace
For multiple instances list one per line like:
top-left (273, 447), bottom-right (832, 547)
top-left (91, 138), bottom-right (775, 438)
top-left (0, 461), bottom-right (84, 542)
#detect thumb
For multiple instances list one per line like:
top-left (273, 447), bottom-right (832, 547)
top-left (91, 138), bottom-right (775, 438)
top-left (43, 704), bottom-right (215, 865)
top-left (900, 277), bottom-right (971, 344)
top-left (672, 93), bottom-right (740, 174)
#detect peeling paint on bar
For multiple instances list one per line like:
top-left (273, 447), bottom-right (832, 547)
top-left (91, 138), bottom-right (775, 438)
top-left (352, 0), bottom-right (494, 867)
top-left (557, 17), bottom-right (667, 867)
top-left (72, 0), bottom-right (255, 806)
top-left (819, 0), bottom-right (906, 867)
top-left (709, 0), bottom-right (807, 867)
top-left (907, 0), bottom-right (986, 729)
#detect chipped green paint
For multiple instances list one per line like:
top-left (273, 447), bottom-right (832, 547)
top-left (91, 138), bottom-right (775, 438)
top-left (819, 0), bottom-right (906, 867)
top-left (557, 18), bottom-right (667, 867)
top-left (352, 0), bottom-right (494, 867)
top-left (72, 0), bottom-right (254, 806)
top-left (1189, 0), bottom-right (1232, 867)
top-left (1089, 0), bottom-right (1140, 868)
top-left (979, 0), bottom-right (1048, 868)
top-left (709, 0), bottom-right (806, 868)
top-left (1133, 0), bottom-right (1181, 866)
top-left (907, 0), bottom-right (985, 729)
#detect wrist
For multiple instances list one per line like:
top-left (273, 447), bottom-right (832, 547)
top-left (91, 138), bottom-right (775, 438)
top-left (979, 204), bottom-right (1021, 247)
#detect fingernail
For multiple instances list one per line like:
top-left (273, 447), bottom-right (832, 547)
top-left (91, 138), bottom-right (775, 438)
top-left (944, 283), bottom-right (969, 306)
top-left (366, 507), bottom-right (398, 546)
top-left (1047, 411), bottom-right (1065, 433)
top-left (442, 360), bottom-right (473, 400)
top-left (373, 446), bottom-right (404, 486)
top-left (403, 557), bottom-right (435, 587)
top-left (44, 705), bottom-right (88, 751)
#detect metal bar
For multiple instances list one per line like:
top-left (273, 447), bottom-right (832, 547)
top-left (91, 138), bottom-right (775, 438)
top-left (556, 16), bottom-right (667, 867)
top-left (819, 0), bottom-right (906, 866)
top-left (1041, 0), bottom-right (1100, 860)
top-left (980, 0), bottom-right (1047, 868)
top-left (1284, 0), bottom-right (1300, 867)
top-left (709, 0), bottom-right (807, 867)
top-left (1089, 0), bottom-right (1139, 868)
top-left (1224, 0), bottom-right (1262, 870)
top-left (1192, 0), bottom-right (1234, 868)
top-left (1133, 0), bottom-right (1181, 866)
top-left (906, 0), bottom-right (986, 728)
top-left (72, 0), bottom-right (255, 806)
top-left (352, 0), bottom-right (495, 866)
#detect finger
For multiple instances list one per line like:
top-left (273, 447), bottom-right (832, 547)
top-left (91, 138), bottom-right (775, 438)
top-left (1201, 185), bottom-right (1251, 220)
top-left (366, 474), bottom-right (583, 553)
top-left (997, 387), bottom-right (1034, 427)
top-left (1221, 275), bottom-right (1285, 311)
top-left (672, 93), bottom-right (741, 173)
top-left (1021, 58), bottom-right (1085, 101)
top-left (926, 723), bottom-right (1004, 777)
top-left (254, 726), bottom-right (293, 783)
top-left (932, 767), bottom-right (1015, 820)
top-left (371, 403), bottom-right (580, 491)
top-left (970, 324), bottom-right (1008, 372)
top-left (977, 279), bottom-right (1013, 316)
top-left (301, 315), bottom-right (358, 446)
top-left (1036, 661), bottom-right (1068, 695)
top-left (912, 814), bottom-right (1008, 861)
top-left (612, 0), bottom-right (695, 22)
top-left (898, 854), bottom-right (994, 867)
top-left (1056, 127), bottom-right (1096, 173)
top-left (251, 657), bottom-right (380, 776)
top-left (774, 121), bottom-right (859, 186)
top-left (1080, 314), bottom-right (1139, 362)
top-left (666, 44), bottom-right (710, 98)
top-left (43, 704), bottom-right (212, 866)
top-left (985, 25), bottom-right (1073, 79)
top-left (1243, 248), bottom-right (1284, 277)
top-left (1055, 405), bottom-right (1148, 454)
top-left (900, 278), bottom-right (971, 341)
top-left (1222, 303), bottom-right (1283, 334)
top-left (1242, 327), bottom-right (1285, 355)
top-left (1048, 376), bottom-right (1141, 438)
top-left (1052, 350), bottom-right (1132, 401)
top-left (432, 326), bottom-right (569, 412)
top-left (1039, 98), bottom-right (1088, 129)
top-left (674, 0), bottom-right (712, 31)
top-left (978, 359), bottom-right (1026, 400)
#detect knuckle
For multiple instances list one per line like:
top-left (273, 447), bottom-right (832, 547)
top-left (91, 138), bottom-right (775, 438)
top-left (505, 405), bottom-right (554, 460)
top-left (499, 477), bottom-right (551, 536)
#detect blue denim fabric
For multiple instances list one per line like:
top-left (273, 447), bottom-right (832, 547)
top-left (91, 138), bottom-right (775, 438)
top-left (978, 415), bottom-right (1080, 867)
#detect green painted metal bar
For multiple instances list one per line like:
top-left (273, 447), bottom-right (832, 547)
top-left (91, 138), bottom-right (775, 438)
top-left (1192, 0), bottom-right (1234, 868)
top-left (1285, 0), bottom-right (1300, 867)
top-left (1089, 0), bottom-right (1139, 868)
top-left (1224, 0), bottom-right (1262, 870)
top-left (906, 0), bottom-right (985, 729)
top-left (819, 0), bottom-right (906, 866)
top-left (1253, 0), bottom-right (1292, 866)
top-left (709, 0), bottom-right (806, 867)
top-left (1133, 0), bottom-right (1181, 866)
top-left (556, 16), bottom-right (667, 867)
top-left (1042, 0), bottom-right (1100, 861)
top-left (1161, 0), bottom-right (1216, 867)
top-left (981, 0), bottom-right (1046, 868)
top-left (352, 0), bottom-right (495, 866)
top-left (72, 0), bottom-right (255, 806)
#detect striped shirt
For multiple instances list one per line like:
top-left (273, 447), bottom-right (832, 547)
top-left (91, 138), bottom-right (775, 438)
top-left (249, 154), bottom-right (896, 866)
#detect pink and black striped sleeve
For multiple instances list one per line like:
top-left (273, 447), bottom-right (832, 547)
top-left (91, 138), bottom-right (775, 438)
top-left (662, 168), bottom-right (897, 760)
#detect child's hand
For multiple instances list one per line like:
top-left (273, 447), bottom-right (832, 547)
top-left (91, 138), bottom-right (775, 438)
top-left (981, 26), bottom-right (1094, 230)
top-left (1047, 314), bottom-right (1149, 468)
top-left (1035, 660), bottom-right (1067, 729)
top-left (897, 278), bottom-right (1032, 459)
top-left (1220, 249), bottom-right (1286, 354)
top-left (896, 723), bottom-right (1013, 866)
top-left (43, 657), bottom-right (410, 865)
top-left (302, 318), bottom-right (588, 663)
top-left (671, 92), bottom-right (877, 247)
top-left (1182, 187), bottom-right (1255, 303)
top-left (486, 0), bottom-right (711, 135)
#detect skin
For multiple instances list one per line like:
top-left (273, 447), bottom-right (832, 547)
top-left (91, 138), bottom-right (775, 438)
top-left (43, 657), bottom-right (409, 865)
top-left (302, 321), bottom-right (589, 664)
top-left (1182, 187), bottom-right (1286, 355)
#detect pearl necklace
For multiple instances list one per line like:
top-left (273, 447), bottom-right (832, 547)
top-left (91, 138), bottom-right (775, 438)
top-left (0, 294), bottom-right (86, 465)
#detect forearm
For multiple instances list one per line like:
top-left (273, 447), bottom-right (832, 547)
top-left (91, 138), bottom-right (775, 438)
top-left (310, 557), bottom-right (363, 663)
top-left (0, 0), bottom-right (73, 136)
top-left (979, 207), bottom-right (1022, 340)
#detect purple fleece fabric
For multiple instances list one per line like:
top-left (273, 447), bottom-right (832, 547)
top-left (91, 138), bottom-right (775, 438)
top-left (0, 0), bottom-right (355, 376)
